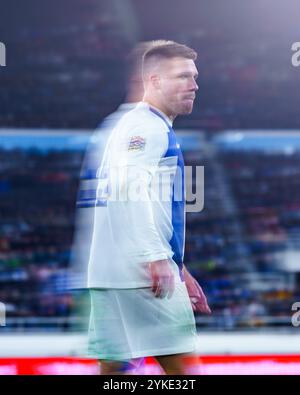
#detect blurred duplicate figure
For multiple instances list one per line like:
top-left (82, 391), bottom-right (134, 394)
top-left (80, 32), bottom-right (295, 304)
top-left (76, 42), bottom-right (151, 210)
top-left (72, 42), bottom-right (151, 288)
top-left (87, 40), bottom-right (211, 375)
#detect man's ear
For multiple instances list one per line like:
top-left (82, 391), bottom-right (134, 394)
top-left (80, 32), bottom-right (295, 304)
top-left (150, 74), bottom-right (160, 90)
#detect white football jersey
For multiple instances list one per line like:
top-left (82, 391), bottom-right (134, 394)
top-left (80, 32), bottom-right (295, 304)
top-left (87, 102), bottom-right (185, 288)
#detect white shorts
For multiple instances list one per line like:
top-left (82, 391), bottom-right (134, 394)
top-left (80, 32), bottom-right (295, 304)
top-left (87, 282), bottom-right (197, 361)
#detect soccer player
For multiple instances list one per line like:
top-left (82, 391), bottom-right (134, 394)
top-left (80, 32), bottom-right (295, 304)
top-left (87, 40), bottom-right (211, 375)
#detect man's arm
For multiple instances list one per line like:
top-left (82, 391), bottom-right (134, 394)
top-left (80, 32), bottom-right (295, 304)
top-left (115, 124), bottom-right (175, 297)
top-left (182, 265), bottom-right (211, 314)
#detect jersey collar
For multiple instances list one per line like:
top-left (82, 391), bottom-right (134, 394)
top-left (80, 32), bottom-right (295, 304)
top-left (138, 101), bottom-right (173, 127)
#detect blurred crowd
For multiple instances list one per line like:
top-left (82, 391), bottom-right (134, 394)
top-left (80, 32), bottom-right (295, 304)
top-left (0, 6), bottom-right (129, 129)
top-left (0, 148), bottom-right (83, 329)
top-left (184, 147), bottom-right (300, 329)
top-left (0, 138), bottom-right (300, 331)
top-left (1, 2), bottom-right (299, 131)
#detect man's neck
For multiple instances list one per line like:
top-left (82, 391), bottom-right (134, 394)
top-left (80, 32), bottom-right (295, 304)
top-left (142, 98), bottom-right (176, 124)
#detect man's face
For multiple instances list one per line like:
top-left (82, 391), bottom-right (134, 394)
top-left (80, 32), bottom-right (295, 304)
top-left (158, 57), bottom-right (199, 117)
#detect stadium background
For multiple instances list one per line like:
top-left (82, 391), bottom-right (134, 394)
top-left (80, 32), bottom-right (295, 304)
top-left (0, 0), bottom-right (300, 374)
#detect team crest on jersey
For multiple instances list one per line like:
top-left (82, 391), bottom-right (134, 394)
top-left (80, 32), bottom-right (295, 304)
top-left (128, 135), bottom-right (146, 151)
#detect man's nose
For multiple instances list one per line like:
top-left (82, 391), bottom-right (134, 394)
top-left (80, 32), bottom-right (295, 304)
top-left (190, 79), bottom-right (198, 91)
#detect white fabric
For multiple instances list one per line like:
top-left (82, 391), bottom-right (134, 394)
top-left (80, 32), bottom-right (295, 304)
top-left (88, 282), bottom-right (197, 360)
top-left (87, 102), bottom-right (182, 288)
top-left (71, 103), bottom-right (138, 289)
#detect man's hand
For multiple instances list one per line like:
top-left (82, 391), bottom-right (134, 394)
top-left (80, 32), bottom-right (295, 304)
top-left (183, 266), bottom-right (211, 314)
top-left (149, 259), bottom-right (175, 299)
